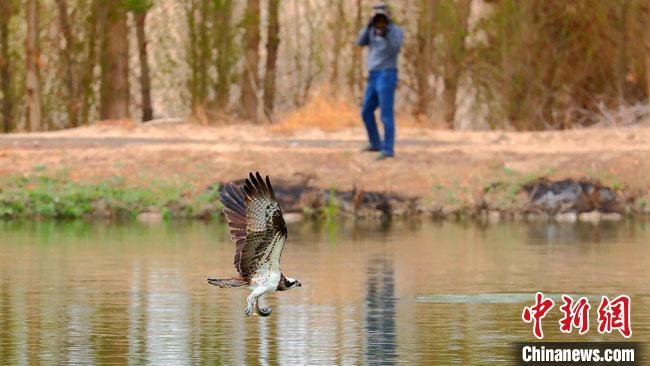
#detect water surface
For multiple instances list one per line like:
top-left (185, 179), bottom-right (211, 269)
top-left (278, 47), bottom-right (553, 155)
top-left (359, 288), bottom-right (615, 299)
top-left (0, 219), bottom-right (648, 365)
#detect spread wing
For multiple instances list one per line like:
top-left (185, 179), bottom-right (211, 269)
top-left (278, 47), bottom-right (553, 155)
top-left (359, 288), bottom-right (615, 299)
top-left (220, 172), bottom-right (288, 277)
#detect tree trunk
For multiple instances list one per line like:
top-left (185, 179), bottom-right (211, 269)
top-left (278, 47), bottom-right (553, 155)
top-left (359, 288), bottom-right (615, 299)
top-left (348, 0), bottom-right (363, 96)
top-left (187, 1), bottom-right (199, 110)
top-left (186, 0), bottom-right (212, 114)
top-left (646, 2), bottom-right (650, 103)
top-left (414, 0), bottom-right (435, 117)
top-left (263, 0), bottom-right (280, 116)
top-left (213, 0), bottom-right (233, 109)
top-left (54, 0), bottom-right (80, 128)
top-left (241, 0), bottom-right (260, 122)
top-left (197, 0), bottom-right (209, 110)
top-left (330, 0), bottom-right (345, 92)
top-left (25, 0), bottom-right (42, 131)
top-left (302, 0), bottom-right (316, 103)
top-left (441, 0), bottom-right (471, 128)
top-left (80, 0), bottom-right (100, 126)
top-left (0, 0), bottom-right (13, 132)
top-left (135, 11), bottom-right (153, 121)
top-left (100, 1), bottom-right (130, 120)
top-left (614, 1), bottom-right (629, 104)
top-left (291, 0), bottom-right (302, 106)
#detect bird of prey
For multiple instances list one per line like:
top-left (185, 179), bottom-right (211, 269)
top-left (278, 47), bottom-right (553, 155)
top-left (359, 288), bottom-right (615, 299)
top-left (207, 172), bottom-right (301, 317)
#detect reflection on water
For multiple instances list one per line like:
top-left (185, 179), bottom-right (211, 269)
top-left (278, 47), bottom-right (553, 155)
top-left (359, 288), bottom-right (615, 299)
top-left (0, 220), bottom-right (648, 365)
top-left (365, 258), bottom-right (396, 365)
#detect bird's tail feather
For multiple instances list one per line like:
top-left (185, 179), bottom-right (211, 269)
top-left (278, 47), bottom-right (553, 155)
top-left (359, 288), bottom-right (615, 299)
top-left (207, 277), bottom-right (248, 288)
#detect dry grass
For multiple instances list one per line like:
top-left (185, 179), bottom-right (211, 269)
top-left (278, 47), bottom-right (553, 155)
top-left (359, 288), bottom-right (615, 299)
top-left (271, 87), bottom-right (428, 133)
top-left (271, 89), bottom-right (360, 132)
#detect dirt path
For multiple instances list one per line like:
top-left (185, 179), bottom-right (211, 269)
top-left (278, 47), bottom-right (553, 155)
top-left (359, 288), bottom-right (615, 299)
top-left (1, 122), bottom-right (649, 204)
top-left (0, 136), bottom-right (466, 148)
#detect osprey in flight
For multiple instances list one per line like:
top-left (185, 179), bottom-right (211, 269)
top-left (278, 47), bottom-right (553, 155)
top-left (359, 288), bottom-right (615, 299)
top-left (207, 172), bottom-right (301, 317)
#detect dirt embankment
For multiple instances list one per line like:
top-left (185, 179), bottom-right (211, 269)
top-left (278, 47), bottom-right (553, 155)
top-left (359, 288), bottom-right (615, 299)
top-left (1, 120), bottom-right (649, 221)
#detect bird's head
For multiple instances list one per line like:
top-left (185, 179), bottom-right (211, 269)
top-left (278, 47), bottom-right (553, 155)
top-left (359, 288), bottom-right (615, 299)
top-left (280, 276), bottom-right (302, 291)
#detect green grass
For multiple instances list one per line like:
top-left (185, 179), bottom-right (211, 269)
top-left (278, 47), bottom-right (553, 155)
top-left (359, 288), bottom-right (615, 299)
top-left (324, 186), bottom-right (340, 221)
top-left (0, 174), bottom-right (222, 220)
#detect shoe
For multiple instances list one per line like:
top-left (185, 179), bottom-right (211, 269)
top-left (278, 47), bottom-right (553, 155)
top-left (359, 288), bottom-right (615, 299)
top-left (361, 146), bottom-right (381, 152)
top-left (374, 152), bottom-right (394, 161)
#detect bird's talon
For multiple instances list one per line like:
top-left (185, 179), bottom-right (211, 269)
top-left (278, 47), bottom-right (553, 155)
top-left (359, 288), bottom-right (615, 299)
top-left (244, 306), bottom-right (253, 316)
top-left (257, 306), bottom-right (272, 317)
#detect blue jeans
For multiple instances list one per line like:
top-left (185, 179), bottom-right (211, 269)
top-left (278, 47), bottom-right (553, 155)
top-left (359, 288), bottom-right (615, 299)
top-left (361, 69), bottom-right (397, 156)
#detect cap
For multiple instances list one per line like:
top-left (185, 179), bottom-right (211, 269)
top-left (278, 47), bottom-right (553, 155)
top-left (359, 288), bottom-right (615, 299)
top-left (372, 3), bottom-right (391, 18)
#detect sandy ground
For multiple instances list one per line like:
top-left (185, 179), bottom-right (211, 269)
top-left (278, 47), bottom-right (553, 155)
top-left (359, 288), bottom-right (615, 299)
top-left (1, 120), bottom-right (650, 201)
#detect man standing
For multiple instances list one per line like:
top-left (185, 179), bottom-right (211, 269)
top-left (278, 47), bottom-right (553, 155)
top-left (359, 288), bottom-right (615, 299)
top-left (357, 3), bottom-right (404, 160)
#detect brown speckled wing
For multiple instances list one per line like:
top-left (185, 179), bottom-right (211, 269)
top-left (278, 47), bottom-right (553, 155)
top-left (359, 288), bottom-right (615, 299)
top-left (220, 172), bottom-right (288, 277)
top-left (220, 183), bottom-right (248, 274)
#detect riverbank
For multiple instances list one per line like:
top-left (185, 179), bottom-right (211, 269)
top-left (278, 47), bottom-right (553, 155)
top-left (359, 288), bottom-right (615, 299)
top-left (1, 121), bottom-right (649, 222)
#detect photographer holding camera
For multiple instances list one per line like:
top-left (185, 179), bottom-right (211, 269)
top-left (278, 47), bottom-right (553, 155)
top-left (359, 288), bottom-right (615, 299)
top-left (356, 3), bottom-right (404, 160)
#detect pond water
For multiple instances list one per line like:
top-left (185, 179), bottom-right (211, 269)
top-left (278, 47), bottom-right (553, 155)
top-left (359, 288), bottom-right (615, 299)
top-left (0, 219), bottom-right (648, 365)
